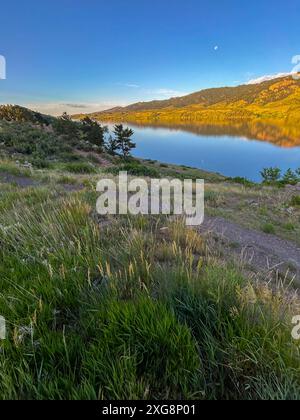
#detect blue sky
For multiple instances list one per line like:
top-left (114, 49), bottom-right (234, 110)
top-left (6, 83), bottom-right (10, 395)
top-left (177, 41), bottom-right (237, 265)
top-left (0, 0), bottom-right (299, 115)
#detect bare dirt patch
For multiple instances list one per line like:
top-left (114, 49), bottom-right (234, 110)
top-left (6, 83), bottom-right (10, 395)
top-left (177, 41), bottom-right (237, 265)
top-left (0, 172), bottom-right (39, 188)
top-left (199, 216), bottom-right (300, 283)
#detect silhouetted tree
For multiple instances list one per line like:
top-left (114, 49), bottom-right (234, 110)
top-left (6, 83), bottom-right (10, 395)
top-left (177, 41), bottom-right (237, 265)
top-left (106, 135), bottom-right (119, 155)
top-left (81, 116), bottom-right (108, 149)
top-left (53, 112), bottom-right (79, 144)
top-left (282, 168), bottom-right (298, 185)
top-left (113, 124), bottom-right (136, 159)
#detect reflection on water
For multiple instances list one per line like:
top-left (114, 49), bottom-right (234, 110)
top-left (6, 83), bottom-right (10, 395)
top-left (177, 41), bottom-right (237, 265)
top-left (109, 122), bottom-right (300, 182)
top-left (126, 120), bottom-right (300, 148)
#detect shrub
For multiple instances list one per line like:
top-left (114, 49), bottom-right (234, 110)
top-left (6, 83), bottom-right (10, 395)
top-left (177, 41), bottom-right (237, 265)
top-left (30, 157), bottom-right (51, 169)
top-left (282, 169), bottom-right (298, 185)
top-left (284, 222), bottom-right (296, 231)
top-left (0, 120), bottom-right (70, 161)
top-left (108, 163), bottom-right (160, 178)
top-left (205, 191), bottom-right (222, 207)
top-left (64, 162), bottom-right (97, 174)
top-left (59, 152), bottom-right (82, 162)
top-left (0, 104), bottom-right (51, 124)
top-left (290, 195), bottom-right (300, 206)
top-left (260, 167), bottom-right (281, 183)
top-left (261, 223), bottom-right (276, 234)
top-left (228, 176), bottom-right (255, 187)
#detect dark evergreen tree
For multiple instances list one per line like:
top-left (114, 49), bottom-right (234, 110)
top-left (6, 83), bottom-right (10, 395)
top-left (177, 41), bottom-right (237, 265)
top-left (113, 124), bottom-right (136, 159)
top-left (53, 112), bottom-right (79, 145)
top-left (106, 135), bottom-right (119, 155)
top-left (81, 116), bottom-right (108, 149)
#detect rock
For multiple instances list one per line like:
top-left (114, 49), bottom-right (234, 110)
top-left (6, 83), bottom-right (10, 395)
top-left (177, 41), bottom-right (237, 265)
top-left (160, 227), bottom-right (169, 232)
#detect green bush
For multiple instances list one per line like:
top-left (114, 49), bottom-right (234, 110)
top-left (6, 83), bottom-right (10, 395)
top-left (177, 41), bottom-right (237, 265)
top-left (282, 169), bottom-right (299, 185)
top-left (260, 167), bottom-right (300, 185)
top-left (260, 167), bottom-right (281, 183)
top-left (283, 222), bottom-right (296, 231)
top-left (59, 152), bottom-right (82, 162)
top-left (290, 195), bottom-right (300, 206)
top-left (30, 157), bottom-right (51, 169)
top-left (0, 120), bottom-right (70, 160)
top-left (261, 223), bottom-right (276, 234)
top-left (227, 176), bottom-right (255, 187)
top-left (64, 162), bottom-right (97, 174)
top-left (108, 163), bottom-right (160, 178)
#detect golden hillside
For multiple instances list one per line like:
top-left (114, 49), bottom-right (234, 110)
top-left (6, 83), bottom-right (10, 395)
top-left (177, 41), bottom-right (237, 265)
top-left (75, 76), bottom-right (300, 146)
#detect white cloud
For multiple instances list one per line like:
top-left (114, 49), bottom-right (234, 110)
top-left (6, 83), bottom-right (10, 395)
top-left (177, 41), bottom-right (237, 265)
top-left (125, 83), bottom-right (140, 88)
top-left (25, 101), bottom-right (126, 116)
top-left (214, 45), bottom-right (219, 51)
top-left (145, 88), bottom-right (188, 98)
top-left (246, 72), bottom-right (293, 85)
top-left (117, 83), bottom-right (140, 88)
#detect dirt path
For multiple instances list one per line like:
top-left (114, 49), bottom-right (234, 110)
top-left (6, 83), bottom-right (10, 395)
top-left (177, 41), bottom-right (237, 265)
top-left (0, 172), bottom-right (39, 188)
top-left (2, 170), bottom-right (300, 282)
top-left (0, 172), bottom-right (84, 192)
top-left (199, 216), bottom-right (300, 282)
top-left (75, 150), bottom-right (113, 168)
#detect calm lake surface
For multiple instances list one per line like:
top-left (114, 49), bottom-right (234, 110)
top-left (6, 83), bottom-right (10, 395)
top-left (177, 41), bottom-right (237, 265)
top-left (108, 124), bottom-right (300, 182)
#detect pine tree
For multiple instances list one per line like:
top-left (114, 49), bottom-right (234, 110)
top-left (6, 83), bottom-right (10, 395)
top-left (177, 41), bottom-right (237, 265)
top-left (81, 116), bottom-right (107, 149)
top-left (113, 124), bottom-right (136, 159)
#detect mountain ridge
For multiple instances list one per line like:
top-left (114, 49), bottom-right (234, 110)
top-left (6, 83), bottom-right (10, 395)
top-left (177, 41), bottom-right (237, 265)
top-left (77, 75), bottom-right (300, 115)
top-left (72, 75), bottom-right (300, 145)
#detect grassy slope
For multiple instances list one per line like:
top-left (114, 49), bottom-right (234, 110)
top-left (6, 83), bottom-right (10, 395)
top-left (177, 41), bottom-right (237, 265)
top-left (81, 77), bottom-right (300, 146)
top-left (1, 159), bottom-right (300, 399)
top-left (1, 113), bottom-right (300, 399)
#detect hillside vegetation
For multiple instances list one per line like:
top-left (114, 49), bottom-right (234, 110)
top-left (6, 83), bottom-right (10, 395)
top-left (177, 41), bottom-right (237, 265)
top-left (1, 109), bottom-right (300, 400)
top-left (76, 76), bottom-right (300, 146)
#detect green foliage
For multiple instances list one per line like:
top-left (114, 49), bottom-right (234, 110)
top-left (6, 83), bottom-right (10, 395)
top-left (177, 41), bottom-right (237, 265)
top-left (0, 190), bottom-right (299, 400)
top-left (260, 167), bottom-right (281, 183)
top-left (108, 162), bottom-right (160, 177)
top-left (53, 112), bottom-right (80, 145)
top-left (30, 157), bottom-right (52, 169)
top-left (80, 116), bottom-right (107, 149)
top-left (0, 120), bottom-right (68, 162)
top-left (282, 168), bottom-right (299, 185)
top-left (227, 176), bottom-right (255, 187)
top-left (290, 195), bottom-right (300, 206)
top-left (81, 298), bottom-right (201, 399)
top-left (0, 104), bottom-right (52, 124)
top-left (64, 162), bottom-right (97, 174)
top-left (261, 222), bottom-right (276, 234)
top-left (111, 124), bottom-right (136, 158)
top-left (260, 167), bottom-right (300, 185)
top-left (105, 135), bottom-right (119, 155)
top-left (283, 222), bottom-right (296, 231)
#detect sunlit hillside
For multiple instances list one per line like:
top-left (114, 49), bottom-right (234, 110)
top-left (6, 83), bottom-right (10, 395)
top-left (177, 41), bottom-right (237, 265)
top-left (75, 76), bottom-right (300, 146)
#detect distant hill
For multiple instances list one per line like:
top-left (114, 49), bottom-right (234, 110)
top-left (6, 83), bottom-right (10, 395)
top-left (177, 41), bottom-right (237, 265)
top-left (95, 76), bottom-right (300, 113)
top-left (0, 104), bottom-right (53, 125)
top-left (72, 75), bottom-right (300, 145)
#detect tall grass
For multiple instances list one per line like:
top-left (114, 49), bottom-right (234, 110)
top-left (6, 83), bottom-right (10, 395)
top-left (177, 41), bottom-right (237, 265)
top-left (0, 186), bottom-right (300, 399)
